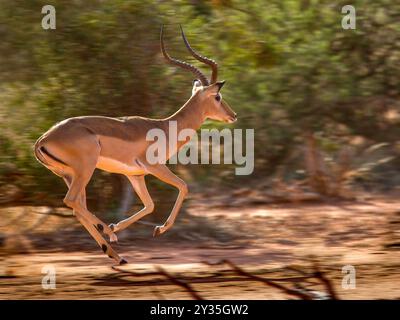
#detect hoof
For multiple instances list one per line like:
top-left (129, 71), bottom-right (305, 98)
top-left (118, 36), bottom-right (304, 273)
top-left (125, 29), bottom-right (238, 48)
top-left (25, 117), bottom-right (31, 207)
top-left (153, 226), bottom-right (162, 237)
top-left (109, 223), bottom-right (116, 232)
top-left (119, 258), bottom-right (128, 265)
top-left (109, 233), bottom-right (118, 243)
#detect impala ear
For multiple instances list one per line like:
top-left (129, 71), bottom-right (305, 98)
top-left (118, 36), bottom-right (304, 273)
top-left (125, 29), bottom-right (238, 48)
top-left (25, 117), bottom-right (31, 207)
top-left (215, 80), bottom-right (225, 91)
top-left (192, 79), bottom-right (203, 96)
top-left (205, 80), bottom-right (225, 95)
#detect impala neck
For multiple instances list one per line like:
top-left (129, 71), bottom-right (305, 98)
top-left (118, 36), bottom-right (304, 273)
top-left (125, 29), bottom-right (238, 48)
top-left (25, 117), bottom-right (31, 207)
top-left (164, 93), bottom-right (206, 133)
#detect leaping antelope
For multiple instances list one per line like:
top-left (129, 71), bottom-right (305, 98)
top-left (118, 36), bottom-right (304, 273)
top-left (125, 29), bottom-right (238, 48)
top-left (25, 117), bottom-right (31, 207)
top-left (34, 26), bottom-right (237, 265)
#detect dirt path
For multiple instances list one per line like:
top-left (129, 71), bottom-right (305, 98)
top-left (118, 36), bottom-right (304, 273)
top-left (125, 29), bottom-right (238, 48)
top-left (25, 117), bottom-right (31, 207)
top-left (1, 196), bottom-right (400, 299)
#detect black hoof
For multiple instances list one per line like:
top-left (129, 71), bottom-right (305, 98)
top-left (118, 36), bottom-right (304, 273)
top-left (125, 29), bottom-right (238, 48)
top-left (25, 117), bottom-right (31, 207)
top-left (153, 226), bottom-right (162, 237)
top-left (101, 244), bottom-right (107, 253)
top-left (96, 223), bottom-right (104, 232)
top-left (119, 258), bottom-right (128, 265)
top-left (109, 223), bottom-right (115, 231)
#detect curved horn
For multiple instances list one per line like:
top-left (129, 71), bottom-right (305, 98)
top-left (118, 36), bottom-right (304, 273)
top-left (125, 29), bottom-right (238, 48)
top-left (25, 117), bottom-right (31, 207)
top-left (180, 25), bottom-right (218, 84)
top-left (160, 25), bottom-right (209, 86)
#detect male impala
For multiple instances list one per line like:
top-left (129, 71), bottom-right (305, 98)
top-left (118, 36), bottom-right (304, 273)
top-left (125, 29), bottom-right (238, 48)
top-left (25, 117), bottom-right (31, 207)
top-left (34, 26), bottom-right (237, 265)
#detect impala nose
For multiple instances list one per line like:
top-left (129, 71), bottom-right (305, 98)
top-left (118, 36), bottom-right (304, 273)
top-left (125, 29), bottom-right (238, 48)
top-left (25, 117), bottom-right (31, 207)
top-left (228, 113), bottom-right (237, 123)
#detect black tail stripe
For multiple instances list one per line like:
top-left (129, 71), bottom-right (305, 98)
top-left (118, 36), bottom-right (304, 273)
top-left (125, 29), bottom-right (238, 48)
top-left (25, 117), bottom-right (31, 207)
top-left (40, 146), bottom-right (68, 166)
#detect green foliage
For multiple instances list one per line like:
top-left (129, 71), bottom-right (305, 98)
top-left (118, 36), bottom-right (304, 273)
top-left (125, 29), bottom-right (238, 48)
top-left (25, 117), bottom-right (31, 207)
top-left (0, 0), bottom-right (399, 204)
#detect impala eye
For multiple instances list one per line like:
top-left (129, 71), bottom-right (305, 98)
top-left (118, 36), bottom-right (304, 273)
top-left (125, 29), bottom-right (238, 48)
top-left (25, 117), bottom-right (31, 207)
top-left (215, 94), bottom-right (221, 102)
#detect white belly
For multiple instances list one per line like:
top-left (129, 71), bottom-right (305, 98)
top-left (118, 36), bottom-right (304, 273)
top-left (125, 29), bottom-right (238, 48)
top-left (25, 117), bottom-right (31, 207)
top-left (96, 156), bottom-right (145, 175)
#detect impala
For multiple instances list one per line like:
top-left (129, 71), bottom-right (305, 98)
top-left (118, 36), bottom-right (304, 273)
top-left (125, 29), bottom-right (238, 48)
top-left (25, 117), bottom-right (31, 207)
top-left (34, 26), bottom-right (237, 264)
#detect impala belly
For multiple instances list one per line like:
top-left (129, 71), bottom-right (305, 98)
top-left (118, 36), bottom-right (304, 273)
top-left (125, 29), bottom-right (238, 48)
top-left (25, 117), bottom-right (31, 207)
top-left (96, 156), bottom-right (146, 175)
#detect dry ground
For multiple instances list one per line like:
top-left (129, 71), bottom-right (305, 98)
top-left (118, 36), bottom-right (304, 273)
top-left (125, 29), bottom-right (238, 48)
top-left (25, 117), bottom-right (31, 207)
top-left (0, 195), bottom-right (399, 299)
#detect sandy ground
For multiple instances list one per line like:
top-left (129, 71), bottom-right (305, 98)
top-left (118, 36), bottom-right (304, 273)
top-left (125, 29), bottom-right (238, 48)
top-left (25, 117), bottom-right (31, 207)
top-left (0, 196), bottom-right (399, 299)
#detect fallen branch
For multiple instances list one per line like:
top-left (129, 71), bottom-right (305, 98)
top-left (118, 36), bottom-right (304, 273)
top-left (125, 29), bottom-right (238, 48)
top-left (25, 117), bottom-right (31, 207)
top-left (112, 265), bottom-right (203, 300)
top-left (217, 260), bottom-right (313, 300)
top-left (111, 260), bottom-right (339, 300)
top-left (154, 266), bottom-right (203, 300)
top-left (312, 263), bottom-right (338, 300)
top-left (112, 265), bottom-right (311, 285)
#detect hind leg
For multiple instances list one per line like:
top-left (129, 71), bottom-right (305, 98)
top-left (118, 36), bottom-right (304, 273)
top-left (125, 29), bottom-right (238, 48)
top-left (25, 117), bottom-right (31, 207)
top-left (44, 170), bottom-right (118, 242)
top-left (63, 175), bottom-right (126, 265)
top-left (40, 131), bottom-right (118, 242)
top-left (75, 213), bottom-right (125, 264)
top-left (59, 153), bottom-right (117, 243)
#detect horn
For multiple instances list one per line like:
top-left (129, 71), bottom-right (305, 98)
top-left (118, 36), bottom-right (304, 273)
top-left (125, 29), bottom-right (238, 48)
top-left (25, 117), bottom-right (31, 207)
top-left (160, 25), bottom-right (209, 86)
top-left (180, 25), bottom-right (218, 84)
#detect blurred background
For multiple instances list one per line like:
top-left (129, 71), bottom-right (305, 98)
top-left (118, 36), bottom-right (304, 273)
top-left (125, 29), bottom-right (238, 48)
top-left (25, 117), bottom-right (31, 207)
top-left (0, 0), bottom-right (399, 299)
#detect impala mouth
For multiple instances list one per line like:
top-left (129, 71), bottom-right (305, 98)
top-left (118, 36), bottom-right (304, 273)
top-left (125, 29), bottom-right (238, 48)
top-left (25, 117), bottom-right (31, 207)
top-left (226, 115), bottom-right (237, 123)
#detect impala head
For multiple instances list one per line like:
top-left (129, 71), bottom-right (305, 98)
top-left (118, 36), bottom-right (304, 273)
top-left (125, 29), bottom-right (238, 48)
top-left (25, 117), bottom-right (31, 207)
top-left (191, 79), bottom-right (237, 123)
top-left (160, 25), bottom-right (237, 124)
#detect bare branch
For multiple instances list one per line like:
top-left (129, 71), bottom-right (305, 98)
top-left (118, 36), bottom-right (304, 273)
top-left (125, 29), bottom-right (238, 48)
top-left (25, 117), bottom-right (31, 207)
top-left (155, 266), bottom-right (204, 300)
top-left (112, 265), bottom-right (204, 300)
top-left (313, 263), bottom-right (338, 300)
top-left (215, 260), bottom-right (313, 300)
